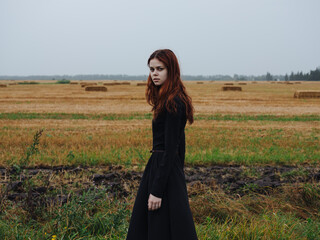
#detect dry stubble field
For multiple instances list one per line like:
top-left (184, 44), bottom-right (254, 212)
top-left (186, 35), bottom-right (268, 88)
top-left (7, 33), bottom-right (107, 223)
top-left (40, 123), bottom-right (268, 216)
top-left (0, 80), bottom-right (319, 167)
top-left (1, 80), bottom-right (320, 239)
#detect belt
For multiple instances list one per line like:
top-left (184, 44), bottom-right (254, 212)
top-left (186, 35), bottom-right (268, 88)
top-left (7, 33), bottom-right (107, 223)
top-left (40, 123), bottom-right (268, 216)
top-left (150, 149), bottom-right (179, 154)
top-left (150, 149), bottom-right (165, 153)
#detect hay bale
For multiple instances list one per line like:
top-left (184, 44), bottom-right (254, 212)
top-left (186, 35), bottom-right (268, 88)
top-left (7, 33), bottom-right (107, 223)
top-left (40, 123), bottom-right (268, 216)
top-left (85, 86), bottom-right (107, 92)
top-left (137, 83), bottom-right (147, 86)
top-left (294, 90), bottom-right (320, 98)
top-left (285, 82), bottom-right (293, 85)
top-left (0, 84), bottom-right (7, 88)
top-left (294, 82), bottom-right (301, 84)
top-left (196, 82), bottom-right (204, 84)
top-left (251, 81), bottom-right (257, 84)
top-left (224, 83), bottom-right (234, 85)
top-left (238, 83), bottom-right (247, 85)
top-left (103, 83), bottom-right (116, 86)
top-left (222, 86), bottom-right (242, 91)
top-left (81, 83), bottom-right (97, 87)
top-left (120, 82), bottom-right (130, 85)
top-left (70, 82), bottom-right (79, 85)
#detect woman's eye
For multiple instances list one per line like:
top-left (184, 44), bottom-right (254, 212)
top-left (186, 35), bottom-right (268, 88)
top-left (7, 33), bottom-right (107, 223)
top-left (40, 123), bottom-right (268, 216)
top-left (157, 67), bottom-right (163, 71)
top-left (150, 68), bottom-right (154, 72)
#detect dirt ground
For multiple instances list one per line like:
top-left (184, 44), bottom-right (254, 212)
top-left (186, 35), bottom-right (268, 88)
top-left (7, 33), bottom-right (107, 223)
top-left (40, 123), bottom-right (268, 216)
top-left (2, 164), bottom-right (320, 207)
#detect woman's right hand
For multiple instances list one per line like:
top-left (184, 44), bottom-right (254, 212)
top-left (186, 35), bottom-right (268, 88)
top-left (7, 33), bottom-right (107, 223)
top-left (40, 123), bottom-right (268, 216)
top-left (148, 194), bottom-right (162, 211)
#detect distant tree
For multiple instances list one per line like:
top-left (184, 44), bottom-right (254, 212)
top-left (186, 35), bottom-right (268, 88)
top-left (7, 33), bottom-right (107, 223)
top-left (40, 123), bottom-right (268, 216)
top-left (266, 72), bottom-right (273, 81)
top-left (309, 68), bottom-right (320, 81)
top-left (233, 74), bottom-right (239, 80)
top-left (285, 74), bottom-right (288, 81)
top-left (289, 72), bottom-right (294, 81)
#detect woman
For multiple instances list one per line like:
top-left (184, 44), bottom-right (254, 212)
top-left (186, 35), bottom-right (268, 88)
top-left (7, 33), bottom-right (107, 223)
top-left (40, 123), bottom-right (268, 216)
top-left (126, 49), bottom-right (198, 240)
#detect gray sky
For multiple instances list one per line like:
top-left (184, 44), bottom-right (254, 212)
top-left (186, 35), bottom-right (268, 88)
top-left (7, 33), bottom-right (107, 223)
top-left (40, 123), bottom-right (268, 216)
top-left (1, 0), bottom-right (319, 76)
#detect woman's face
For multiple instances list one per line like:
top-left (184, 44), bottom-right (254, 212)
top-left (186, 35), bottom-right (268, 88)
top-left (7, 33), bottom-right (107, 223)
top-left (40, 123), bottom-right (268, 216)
top-left (149, 58), bottom-right (168, 86)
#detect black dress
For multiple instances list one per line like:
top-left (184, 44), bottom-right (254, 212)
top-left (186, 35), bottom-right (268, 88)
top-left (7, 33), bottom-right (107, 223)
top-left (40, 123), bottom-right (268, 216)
top-left (126, 96), bottom-right (198, 240)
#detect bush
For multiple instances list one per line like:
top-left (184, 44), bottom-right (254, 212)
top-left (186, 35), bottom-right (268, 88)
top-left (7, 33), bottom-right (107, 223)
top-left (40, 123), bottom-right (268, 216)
top-left (56, 79), bottom-right (70, 84)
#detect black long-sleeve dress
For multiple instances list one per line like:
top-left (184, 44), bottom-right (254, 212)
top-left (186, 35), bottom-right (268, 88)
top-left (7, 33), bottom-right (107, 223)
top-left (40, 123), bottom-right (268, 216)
top-left (126, 96), bottom-right (198, 240)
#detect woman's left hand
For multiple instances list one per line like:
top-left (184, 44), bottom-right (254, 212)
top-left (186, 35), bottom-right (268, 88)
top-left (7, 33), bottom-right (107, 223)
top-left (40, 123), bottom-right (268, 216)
top-left (148, 194), bottom-right (162, 211)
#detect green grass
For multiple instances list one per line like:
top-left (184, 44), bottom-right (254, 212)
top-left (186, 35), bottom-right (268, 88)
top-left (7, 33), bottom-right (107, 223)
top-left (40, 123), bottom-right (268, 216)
top-left (1, 112), bottom-right (320, 122)
top-left (55, 79), bottom-right (71, 84)
top-left (0, 190), bottom-right (130, 239)
top-left (0, 112), bottom-right (153, 121)
top-left (1, 187), bottom-right (320, 239)
top-left (1, 123), bottom-right (319, 167)
top-left (195, 214), bottom-right (320, 240)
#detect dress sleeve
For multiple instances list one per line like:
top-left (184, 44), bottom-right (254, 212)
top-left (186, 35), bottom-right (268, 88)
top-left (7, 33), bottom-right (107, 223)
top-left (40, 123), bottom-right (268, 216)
top-left (150, 100), bottom-right (183, 198)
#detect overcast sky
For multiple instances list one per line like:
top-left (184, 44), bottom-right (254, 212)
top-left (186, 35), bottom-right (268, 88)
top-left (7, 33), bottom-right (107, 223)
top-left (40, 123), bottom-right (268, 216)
top-left (1, 0), bottom-right (319, 76)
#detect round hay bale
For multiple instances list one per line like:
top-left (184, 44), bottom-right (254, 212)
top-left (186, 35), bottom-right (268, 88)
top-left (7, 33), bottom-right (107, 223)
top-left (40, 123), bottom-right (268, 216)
top-left (222, 86), bottom-right (242, 91)
top-left (70, 82), bottom-right (79, 85)
top-left (120, 82), bottom-right (130, 85)
top-left (85, 86), bottom-right (107, 92)
top-left (294, 90), bottom-right (320, 99)
top-left (0, 84), bottom-right (7, 88)
top-left (238, 83), bottom-right (247, 85)
top-left (81, 83), bottom-right (97, 87)
top-left (196, 82), bottom-right (204, 84)
top-left (224, 83), bottom-right (234, 85)
top-left (103, 83), bottom-right (116, 86)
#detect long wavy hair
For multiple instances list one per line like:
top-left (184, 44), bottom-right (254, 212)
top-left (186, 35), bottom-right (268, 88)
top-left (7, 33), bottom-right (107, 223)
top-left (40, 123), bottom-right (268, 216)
top-left (146, 49), bottom-right (194, 124)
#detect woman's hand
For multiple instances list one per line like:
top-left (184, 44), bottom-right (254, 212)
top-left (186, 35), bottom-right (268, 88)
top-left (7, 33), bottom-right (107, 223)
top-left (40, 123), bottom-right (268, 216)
top-left (148, 194), bottom-right (162, 211)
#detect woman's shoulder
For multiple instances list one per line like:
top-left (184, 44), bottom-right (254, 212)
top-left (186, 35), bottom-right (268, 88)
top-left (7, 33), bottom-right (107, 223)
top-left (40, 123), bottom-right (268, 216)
top-left (173, 95), bottom-right (185, 109)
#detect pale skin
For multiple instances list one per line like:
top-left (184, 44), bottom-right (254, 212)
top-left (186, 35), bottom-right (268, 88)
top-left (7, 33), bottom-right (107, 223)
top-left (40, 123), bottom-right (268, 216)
top-left (148, 58), bottom-right (168, 211)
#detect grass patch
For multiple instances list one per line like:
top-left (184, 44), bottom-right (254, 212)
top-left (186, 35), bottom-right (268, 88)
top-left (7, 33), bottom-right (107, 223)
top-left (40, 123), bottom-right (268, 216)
top-left (55, 79), bottom-right (70, 84)
top-left (1, 112), bottom-right (320, 122)
top-left (1, 123), bottom-right (319, 167)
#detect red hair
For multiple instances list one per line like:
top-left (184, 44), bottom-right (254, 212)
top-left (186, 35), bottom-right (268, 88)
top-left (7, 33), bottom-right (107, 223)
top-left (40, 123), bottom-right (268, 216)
top-left (146, 49), bottom-right (194, 124)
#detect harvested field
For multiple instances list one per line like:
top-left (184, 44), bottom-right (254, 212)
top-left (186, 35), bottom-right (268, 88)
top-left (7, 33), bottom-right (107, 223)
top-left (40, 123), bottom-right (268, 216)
top-left (222, 86), bottom-right (242, 91)
top-left (197, 82), bottom-right (204, 84)
top-left (0, 80), bottom-right (320, 115)
top-left (85, 86), bottom-right (107, 92)
top-left (103, 83), bottom-right (117, 86)
top-left (0, 79), bottom-right (320, 239)
top-left (294, 90), bottom-right (320, 98)
top-left (137, 83), bottom-right (147, 86)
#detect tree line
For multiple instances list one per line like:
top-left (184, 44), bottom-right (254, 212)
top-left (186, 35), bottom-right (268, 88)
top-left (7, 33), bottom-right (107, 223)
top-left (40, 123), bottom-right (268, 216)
top-left (0, 67), bottom-right (319, 81)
